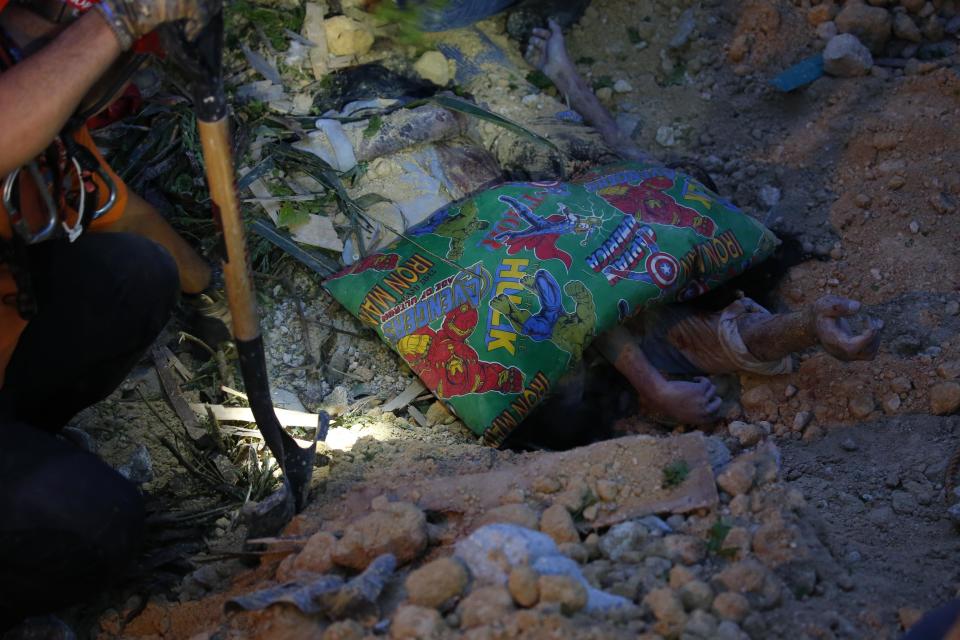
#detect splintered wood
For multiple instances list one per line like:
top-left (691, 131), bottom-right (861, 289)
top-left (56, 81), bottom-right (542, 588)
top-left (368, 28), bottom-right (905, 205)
top-left (323, 433), bottom-right (718, 533)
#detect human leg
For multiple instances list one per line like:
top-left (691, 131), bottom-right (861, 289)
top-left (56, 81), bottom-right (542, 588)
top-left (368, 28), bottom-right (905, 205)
top-left (0, 421), bottom-right (145, 626)
top-left (0, 232), bottom-right (179, 431)
top-left (106, 190), bottom-right (212, 294)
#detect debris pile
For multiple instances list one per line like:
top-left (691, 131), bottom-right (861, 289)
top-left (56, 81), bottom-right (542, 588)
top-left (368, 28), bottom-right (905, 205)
top-left (815, 0), bottom-right (960, 77)
top-left (114, 432), bottom-right (873, 638)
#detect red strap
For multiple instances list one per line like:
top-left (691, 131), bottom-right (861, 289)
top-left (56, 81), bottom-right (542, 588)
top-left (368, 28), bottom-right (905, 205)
top-left (64, 0), bottom-right (97, 9)
top-left (0, 0), bottom-right (9, 14)
top-left (133, 31), bottom-right (164, 56)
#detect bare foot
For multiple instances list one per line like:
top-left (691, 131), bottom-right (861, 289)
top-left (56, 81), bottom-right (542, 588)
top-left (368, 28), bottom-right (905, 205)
top-left (811, 295), bottom-right (883, 361)
top-left (640, 376), bottom-right (723, 425)
top-left (525, 19), bottom-right (577, 93)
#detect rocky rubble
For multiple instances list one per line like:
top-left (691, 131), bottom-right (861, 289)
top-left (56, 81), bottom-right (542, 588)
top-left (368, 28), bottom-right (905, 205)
top-left (817, 0), bottom-right (960, 77)
top-left (137, 429), bottom-right (859, 639)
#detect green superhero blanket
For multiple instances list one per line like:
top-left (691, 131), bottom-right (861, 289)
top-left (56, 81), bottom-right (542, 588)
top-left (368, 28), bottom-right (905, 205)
top-left (324, 162), bottom-right (778, 446)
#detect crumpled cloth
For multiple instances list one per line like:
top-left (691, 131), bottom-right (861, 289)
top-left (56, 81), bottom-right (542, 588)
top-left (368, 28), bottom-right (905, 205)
top-left (717, 298), bottom-right (793, 376)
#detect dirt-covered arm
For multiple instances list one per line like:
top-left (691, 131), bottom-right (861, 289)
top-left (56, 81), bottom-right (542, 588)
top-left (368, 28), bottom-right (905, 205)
top-left (526, 19), bottom-right (652, 163)
top-left (0, 10), bottom-right (121, 176)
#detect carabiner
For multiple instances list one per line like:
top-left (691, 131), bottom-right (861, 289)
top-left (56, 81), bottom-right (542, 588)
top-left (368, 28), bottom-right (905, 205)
top-left (2, 162), bottom-right (59, 244)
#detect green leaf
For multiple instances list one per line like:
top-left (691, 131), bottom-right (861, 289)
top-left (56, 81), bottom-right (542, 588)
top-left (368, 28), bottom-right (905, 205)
top-left (526, 70), bottom-right (555, 91)
top-left (428, 95), bottom-right (559, 152)
top-left (277, 202), bottom-right (310, 229)
top-left (363, 115), bottom-right (383, 139)
top-left (593, 75), bottom-right (614, 90)
top-left (706, 520), bottom-right (735, 557)
top-left (354, 193), bottom-right (391, 209)
top-left (662, 459), bottom-right (690, 488)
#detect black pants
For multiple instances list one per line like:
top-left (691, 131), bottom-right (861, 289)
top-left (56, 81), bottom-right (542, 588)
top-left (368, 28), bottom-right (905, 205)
top-left (0, 232), bottom-right (179, 625)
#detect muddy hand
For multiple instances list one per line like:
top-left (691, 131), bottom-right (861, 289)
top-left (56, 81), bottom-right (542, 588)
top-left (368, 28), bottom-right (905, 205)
top-left (649, 376), bottom-right (723, 425)
top-left (98, 0), bottom-right (213, 50)
top-left (811, 295), bottom-right (883, 362)
top-left (524, 19), bottom-right (573, 85)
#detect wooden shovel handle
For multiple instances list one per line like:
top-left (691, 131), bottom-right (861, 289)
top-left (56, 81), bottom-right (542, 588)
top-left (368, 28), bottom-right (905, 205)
top-left (198, 117), bottom-right (259, 341)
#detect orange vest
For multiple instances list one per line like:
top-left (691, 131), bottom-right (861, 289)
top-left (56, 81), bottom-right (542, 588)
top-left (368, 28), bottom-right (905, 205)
top-left (0, 102), bottom-right (129, 388)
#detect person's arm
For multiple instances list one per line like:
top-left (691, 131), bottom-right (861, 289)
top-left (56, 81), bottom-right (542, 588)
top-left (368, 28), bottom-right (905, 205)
top-left (0, 10), bottom-right (121, 176)
top-left (595, 324), bottom-right (722, 424)
top-left (0, 0), bottom-right (210, 177)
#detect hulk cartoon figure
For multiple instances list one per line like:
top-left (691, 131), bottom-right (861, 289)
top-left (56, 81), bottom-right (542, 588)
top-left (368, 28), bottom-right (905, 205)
top-left (411, 200), bottom-right (490, 261)
top-left (490, 269), bottom-right (597, 363)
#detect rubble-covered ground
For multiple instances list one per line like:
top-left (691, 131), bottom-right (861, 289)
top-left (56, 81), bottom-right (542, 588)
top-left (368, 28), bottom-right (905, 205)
top-left (64, 0), bottom-right (960, 638)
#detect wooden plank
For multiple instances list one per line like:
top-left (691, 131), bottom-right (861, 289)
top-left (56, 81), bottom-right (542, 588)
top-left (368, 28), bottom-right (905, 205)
top-left (381, 379), bottom-right (427, 412)
top-left (406, 405), bottom-right (429, 428)
top-left (191, 403), bottom-right (320, 429)
top-left (166, 350), bottom-right (194, 381)
top-left (152, 346), bottom-right (208, 443)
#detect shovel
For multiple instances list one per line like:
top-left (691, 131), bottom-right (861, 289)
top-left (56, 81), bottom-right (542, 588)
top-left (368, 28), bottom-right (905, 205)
top-left (158, 14), bottom-right (328, 530)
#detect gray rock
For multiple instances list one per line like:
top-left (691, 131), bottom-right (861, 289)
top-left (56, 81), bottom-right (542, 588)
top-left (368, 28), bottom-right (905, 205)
top-left (867, 505), bottom-right (895, 527)
top-left (61, 426), bottom-right (97, 453)
top-left (669, 9), bottom-right (697, 50)
top-left (891, 490), bottom-right (917, 514)
top-left (893, 12), bottom-right (922, 42)
top-left (598, 521), bottom-right (649, 562)
top-left (835, 2), bottom-right (892, 53)
top-left (118, 444), bottom-right (154, 485)
top-left (705, 436), bottom-right (733, 474)
top-left (823, 34), bottom-right (874, 78)
top-left (840, 437), bottom-right (858, 452)
top-left (758, 186), bottom-right (781, 208)
top-left (817, 20), bottom-right (839, 40)
top-left (715, 620), bottom-right (750, 640)
top-left (637, 515), bottom-right (673, 535)
top-left (226, 554), bottom-right (395, 618)
top-left (947, 502), bottom-right (960, 526)
top-left (947, 15), bottom-right (960, 35)
top-left (684, 609), bottom-right (719, 638)
top-left (679, 579), bottom-right (715, 611)
top-left (455, 524), bottom-right (631, 613)
top-left (531, 555), bottom-right (632, 613)
top-left (922, 15), bottom-right (944, 41)
top-left (454, 524), bottom-right (557, 584)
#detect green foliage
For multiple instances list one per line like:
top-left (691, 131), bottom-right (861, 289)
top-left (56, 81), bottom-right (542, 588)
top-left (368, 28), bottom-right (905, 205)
top-left (627, 27), bottom-right (643, 44)
top-left (575, 56), bottom-right (595, 65)
top-left (706, 520), bottom-right (735, 558)
top-left (663, 61), bottom-right (687, 87)
top-left (277, 201), bottom-right (311, 228)
top-left (662, 459), bottom-right (690, 488)
top-left (526, 70), bottom-right (555, 91)
top-left (363, 115), bottom-right (384, 139)
top-left (369, 0), bottom-right (440, 49)
top-left (428, 94), bottom-right (559, 151)
top-left (240, 100), bottom-right (269, 122)
top-left (593, 75), bottom-right (614, 90)
top-left (225, 0), bottom-right (304, 50)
